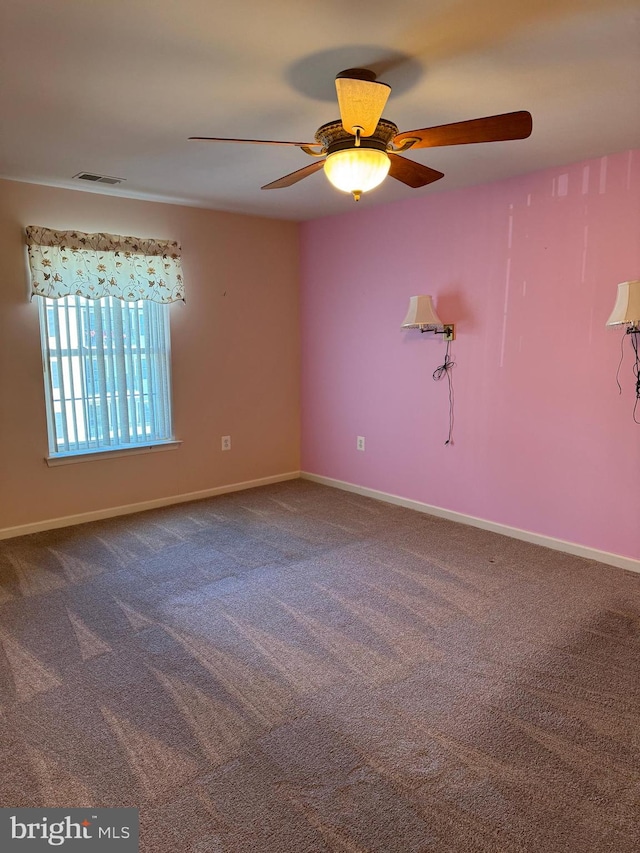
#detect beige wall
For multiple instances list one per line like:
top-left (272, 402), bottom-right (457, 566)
top-left (0, 179), bottom-right (300, 531)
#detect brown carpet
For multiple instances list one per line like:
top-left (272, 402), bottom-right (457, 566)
top-left (0, 479), bottom-right (638, 852)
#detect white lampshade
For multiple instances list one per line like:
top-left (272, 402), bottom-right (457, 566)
top-left (401, 295), bottom-right (444, 329)
top-left (324, 148), bottom-right (390, 200)
top-left (606, 280), bottom-right (640, 326)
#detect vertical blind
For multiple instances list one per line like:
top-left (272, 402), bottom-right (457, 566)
top-left (39, 295), bottom-right (173, 455)
top-left (27, 226), bottom-right (183, 458)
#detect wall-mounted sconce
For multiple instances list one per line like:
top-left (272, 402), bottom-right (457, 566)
top-left (401, 295), bottom-right (455, 341)
top-left (402, 294), bottom-right (456, 445)
top-left (606, 279), bottom-right (640, 423)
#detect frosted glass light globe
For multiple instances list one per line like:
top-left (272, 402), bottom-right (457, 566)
top-left (324, 148), bottom-right (390, 200)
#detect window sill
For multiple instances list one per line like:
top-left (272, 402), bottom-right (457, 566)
top-left (45, 440), bottom-right (182, 467)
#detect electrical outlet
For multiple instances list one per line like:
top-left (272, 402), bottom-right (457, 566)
top-left (221, 435), bottom-right (231, 451)
top-left (357, 436), bottom-right (365, 451)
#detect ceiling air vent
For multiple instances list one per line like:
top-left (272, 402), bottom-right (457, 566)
top-left (73, 172), bottom-right (125, 185)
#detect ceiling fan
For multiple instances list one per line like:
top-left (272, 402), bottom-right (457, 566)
top-left (190, 69), bottom-right (532, 201)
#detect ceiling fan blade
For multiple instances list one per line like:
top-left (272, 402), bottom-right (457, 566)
top-left (388, 153), bottom-right (445, 188)
top-left (189, 136), bottom-right (316, 147)
top-left (335, 74), bottom-right (391, 137)
top-left (261, 160), bottom-right (325, 190)
top-left (394, 111), bottom-right (532, 149)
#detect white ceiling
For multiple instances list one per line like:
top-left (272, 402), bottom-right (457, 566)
top-left (1, 0), bottom-right (639, 221)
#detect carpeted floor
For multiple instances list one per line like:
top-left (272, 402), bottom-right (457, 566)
top-left (0, 479), bottom-right (638, 852)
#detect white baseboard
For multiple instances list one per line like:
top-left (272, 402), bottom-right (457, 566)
top-left (0, 471), bottom-right (301, 540)
top-left (301, 472), bottom-right (640, 575)
top-left (5, 469), bottom-right (637, 575)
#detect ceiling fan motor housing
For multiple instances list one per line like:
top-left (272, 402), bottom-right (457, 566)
top-left (315, 119), bottom-right (399, 155)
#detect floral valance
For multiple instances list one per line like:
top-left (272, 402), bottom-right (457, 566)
top-left (26, 226), bottom-right (184, 303)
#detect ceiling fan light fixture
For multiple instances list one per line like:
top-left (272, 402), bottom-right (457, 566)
top-left (323, 148), bottom-right (390, 200)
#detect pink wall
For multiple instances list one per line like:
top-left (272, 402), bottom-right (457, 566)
top-left (0, 180), bottom-right (300, 531)
top-left (300, 150), bottom-right (640, 560)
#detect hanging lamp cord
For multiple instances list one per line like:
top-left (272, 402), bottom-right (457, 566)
top-left (433, 339), bottom-right (455, 444)
top-left (632, 331), bottom-right (640, 424)
top-left (616, 329), bottom-right (640, 424)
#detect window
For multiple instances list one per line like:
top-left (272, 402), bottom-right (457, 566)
top-left (39, 295), bottom-right (173, 456)
top-left (26, 226), bottom-right (184, 460)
